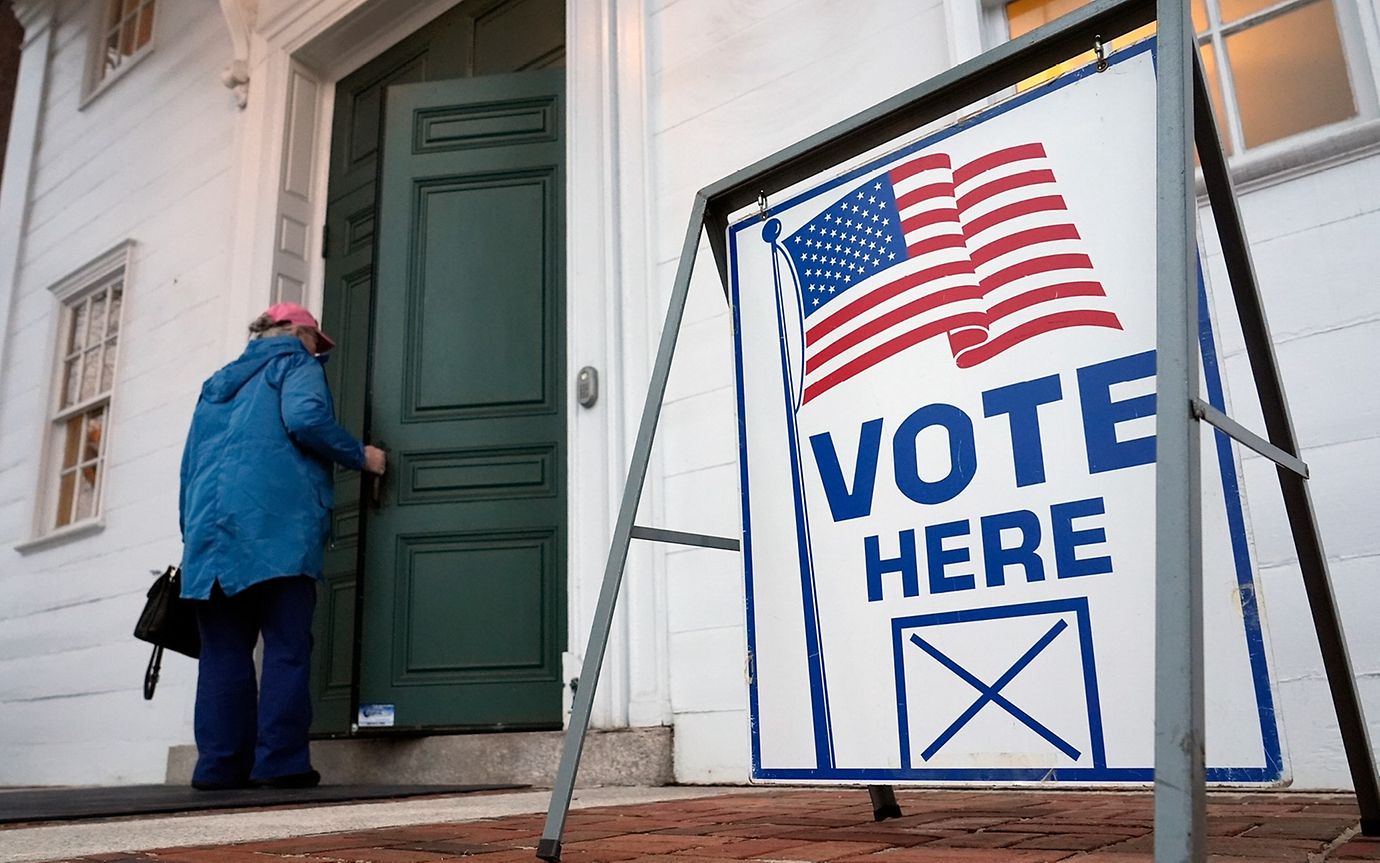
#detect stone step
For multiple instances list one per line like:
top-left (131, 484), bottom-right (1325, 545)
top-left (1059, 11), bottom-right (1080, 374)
top-left (165, 726), bottom-right (673, 787)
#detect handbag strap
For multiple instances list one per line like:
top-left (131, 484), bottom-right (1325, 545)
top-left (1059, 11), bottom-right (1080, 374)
top-left (144, 644), bottom-right (164, 700)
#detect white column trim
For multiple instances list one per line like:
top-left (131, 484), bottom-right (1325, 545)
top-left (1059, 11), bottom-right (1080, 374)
top-left (565, 0), bottom-right (666, 729)
top-left (943, 0), bottom-right (986, 65)
top-left (0, 0), bottom-right (56, 395)
top-left (612, 0), bottom-right (671, 729)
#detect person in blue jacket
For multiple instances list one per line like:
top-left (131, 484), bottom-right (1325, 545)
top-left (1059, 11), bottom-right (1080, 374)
top-left (179, 302), bottom-right (386, 790)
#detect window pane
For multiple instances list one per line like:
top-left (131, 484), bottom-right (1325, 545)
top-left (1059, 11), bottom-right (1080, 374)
top-left (136, 1), bottom-right (155, 50)
top-left (1199, 42), bottom-right (1233, 155)
top-left (1192, 0), bottom-right (1208, 31)
top-left (107, 286), bottom-right (123, 335)
top-left (80, 347), bottom-right (102, 402)
top-left (55, 471), bottom-right (76, 528)
top-left (101, 343), bottom-right (118, 392)
top-left (1006, 0), bottom-right (1090, 38)
top-left (90, 292), bottom-right (108, 342)
top-left (1219, 0), bottom-right (1276, 22)
top-left (120, 14), bottom-right (138, 55)
top-left (75, 463), bottom-right (98, 522)
top-left (60, 414), bottom-right (84, 470)
top-left (1227, 0), bottom-right (1356, 148)
top-left (83, 409), bottom-right (105, 464)
top-left (69, 300), bottom-right (90, 353)
top-left (62, 357), bottom-right (81, 408)
top-left (122, 0), bottom-right (139, 18)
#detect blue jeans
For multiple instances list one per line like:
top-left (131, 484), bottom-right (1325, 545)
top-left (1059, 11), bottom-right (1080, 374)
top-left (192, 575), bottom-right (317, 786)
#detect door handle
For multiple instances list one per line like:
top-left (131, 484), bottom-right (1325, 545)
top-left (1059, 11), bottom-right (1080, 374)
top-left (369, 472), bottom-right (383, 509)
top-left (368, 441), bottom-right (385, 509)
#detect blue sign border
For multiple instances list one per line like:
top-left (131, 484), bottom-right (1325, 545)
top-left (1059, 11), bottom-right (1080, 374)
top-left (727, 37), bottom-right (1283, 784)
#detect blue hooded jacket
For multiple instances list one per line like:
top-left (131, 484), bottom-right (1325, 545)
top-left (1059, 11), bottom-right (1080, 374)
top-left (179, 336), bottom-right (365, 599)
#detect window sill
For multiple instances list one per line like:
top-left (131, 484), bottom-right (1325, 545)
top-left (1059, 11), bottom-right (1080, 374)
top-left (1197, 118), bottom-right (1380, 197)
top-left (79, 45), bottom-right (154, 111)
top-left (15, 519), bottom-right (106, 554)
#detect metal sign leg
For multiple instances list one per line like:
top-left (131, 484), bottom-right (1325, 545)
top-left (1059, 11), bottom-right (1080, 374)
top-left (1154, 0), bottom-right (1205, 860)
top-left (868, 785), bottom-right (903, 821)
top-left (536, 196), bottom-right (709, 863)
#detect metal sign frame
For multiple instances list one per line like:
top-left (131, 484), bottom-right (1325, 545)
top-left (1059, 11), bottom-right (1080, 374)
top-left (535, 0), bottom-right (1380, 859)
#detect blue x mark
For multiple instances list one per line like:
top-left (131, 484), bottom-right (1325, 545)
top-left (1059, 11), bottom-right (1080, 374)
top-left (911, 618), bottom-right (1081, 762)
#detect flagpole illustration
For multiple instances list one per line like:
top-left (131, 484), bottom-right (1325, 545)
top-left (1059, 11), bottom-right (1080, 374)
top-left (764, 217), bottom-right (835, 770)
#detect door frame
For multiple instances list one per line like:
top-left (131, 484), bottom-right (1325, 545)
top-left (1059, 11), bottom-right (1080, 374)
top-left (220, 0), bottom-right (669, 730)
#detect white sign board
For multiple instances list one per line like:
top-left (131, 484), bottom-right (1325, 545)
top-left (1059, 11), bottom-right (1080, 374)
top-left (728, 42), bottom-right (1283, 783)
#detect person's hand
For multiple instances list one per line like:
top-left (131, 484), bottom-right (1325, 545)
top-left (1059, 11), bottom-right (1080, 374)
top-left (364, 445), bottom-right (387, 475)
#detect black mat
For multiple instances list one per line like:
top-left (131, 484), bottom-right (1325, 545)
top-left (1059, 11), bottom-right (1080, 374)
top-left (0, 783), bottom-right (525, 824)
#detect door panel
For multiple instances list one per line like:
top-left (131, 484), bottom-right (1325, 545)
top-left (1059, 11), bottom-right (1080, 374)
top-left (312, 0), bottom-right (565, 735)
top-left (359, 70), bottom-right (565, 730)
top-left (412, 178), bottom-right (551, 411)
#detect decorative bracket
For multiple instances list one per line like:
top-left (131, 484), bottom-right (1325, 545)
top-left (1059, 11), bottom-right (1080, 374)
top-left (218, 0), bottom-right (257, 108)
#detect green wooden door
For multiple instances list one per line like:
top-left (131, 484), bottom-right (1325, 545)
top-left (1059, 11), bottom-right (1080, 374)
top-left (311, 0), bottom-right (564, 734)
top-left (357, 70), bottom-right (566, 730)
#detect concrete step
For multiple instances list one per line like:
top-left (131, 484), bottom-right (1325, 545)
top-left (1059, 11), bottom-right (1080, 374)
top-left (165, 726), bottom-right (673, 787)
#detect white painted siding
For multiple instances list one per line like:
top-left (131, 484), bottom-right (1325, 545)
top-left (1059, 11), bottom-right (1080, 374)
top-left (0, 0), bottom-right (238, 785)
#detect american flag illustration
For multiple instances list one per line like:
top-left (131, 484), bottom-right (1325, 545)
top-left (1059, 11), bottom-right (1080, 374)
top-left (775, 142), bottom-right (1123, 405)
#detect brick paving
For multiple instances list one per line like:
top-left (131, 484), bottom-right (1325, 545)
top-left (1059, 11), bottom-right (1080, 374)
top-left (40, 789), bottom-right (1380, 863)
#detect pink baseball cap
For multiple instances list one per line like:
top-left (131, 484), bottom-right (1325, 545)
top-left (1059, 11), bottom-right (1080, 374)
top-left (263, 302), bottom-right (336, 351)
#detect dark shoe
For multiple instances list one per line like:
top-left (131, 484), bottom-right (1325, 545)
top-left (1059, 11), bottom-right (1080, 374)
top-left (191, 777), bottom-right (253, 791)
top-left (253, 769), bottom-right (321, 789)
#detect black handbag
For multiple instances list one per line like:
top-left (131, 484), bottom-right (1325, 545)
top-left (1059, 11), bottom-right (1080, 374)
top-left (134, 565), bottom-right (201, 700)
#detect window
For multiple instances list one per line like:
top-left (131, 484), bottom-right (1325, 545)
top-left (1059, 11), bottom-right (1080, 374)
top-left (37, 244), bottom-right (131, 537)
top-left (1000, 0), bottom-right (1370, 156)
top-left (86, 0), bottom-right (156, 97)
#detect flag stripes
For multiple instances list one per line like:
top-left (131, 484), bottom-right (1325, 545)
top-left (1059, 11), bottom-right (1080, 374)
top-left (781, 142), bottom-right (1122, 405)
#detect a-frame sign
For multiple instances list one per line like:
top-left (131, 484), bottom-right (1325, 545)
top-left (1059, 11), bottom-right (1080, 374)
top-left (535, 0), bottom-right (1380, 861)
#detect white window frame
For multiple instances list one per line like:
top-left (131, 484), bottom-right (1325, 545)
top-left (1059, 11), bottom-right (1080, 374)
top-left (81, 0), bottom-right (159, 108)
top-left (975, 0), bottom-right (1380, 186)
top-left (18, 241), bottom-right (135, 552)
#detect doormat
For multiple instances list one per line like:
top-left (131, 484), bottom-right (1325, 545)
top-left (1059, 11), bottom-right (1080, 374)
top-left (0, 783), bottom-right (526, 825)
